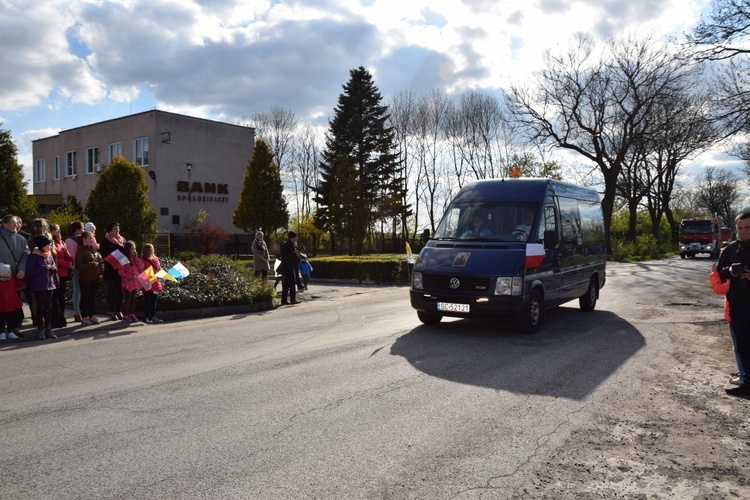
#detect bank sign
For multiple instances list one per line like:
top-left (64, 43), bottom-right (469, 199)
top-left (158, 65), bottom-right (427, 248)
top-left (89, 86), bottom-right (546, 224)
top-left (176, 181), bottom-right (230, 203)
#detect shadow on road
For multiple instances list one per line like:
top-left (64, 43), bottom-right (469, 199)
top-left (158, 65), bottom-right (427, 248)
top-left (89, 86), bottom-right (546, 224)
top-left (390, 307), bottom-right (644, 400)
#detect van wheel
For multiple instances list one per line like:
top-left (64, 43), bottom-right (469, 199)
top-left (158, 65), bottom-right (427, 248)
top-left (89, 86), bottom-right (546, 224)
top-left (519, 290), bottom-right (543, 333)
top-left (417, 311), bottom-right (442, 325)
top-left (579, 277), bottom-right (598, 312)
top-left (680, 253), bottom-right (685, 259)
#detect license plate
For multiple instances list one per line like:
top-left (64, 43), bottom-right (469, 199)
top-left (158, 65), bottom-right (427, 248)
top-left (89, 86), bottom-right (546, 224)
top-left (437, 302), bottom-right (470, 313)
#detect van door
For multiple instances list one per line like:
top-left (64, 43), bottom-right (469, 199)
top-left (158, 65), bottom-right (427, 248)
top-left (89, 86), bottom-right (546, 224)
top-left (536, 204), bottom-right (563, 302)
top-left (558, 197), bottom-right (589, 297)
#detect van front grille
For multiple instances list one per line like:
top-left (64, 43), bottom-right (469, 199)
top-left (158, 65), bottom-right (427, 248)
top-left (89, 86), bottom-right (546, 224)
top-left (423, 275), bottom-right (492, 294)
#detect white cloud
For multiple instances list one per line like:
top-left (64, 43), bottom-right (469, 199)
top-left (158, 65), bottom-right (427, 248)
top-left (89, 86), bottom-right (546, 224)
top-left (0, 0), bottom-right (720, 192)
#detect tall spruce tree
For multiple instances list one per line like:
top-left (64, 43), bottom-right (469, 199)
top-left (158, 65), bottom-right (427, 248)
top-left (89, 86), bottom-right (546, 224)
top-left (0, 127), bottom-right (38, 223)
top-left (314, 67), bottom-right (408, 252)
top-left (329, 156), bottom-right (368, 254)
top-left (233, 139), bottom-right (289, 235)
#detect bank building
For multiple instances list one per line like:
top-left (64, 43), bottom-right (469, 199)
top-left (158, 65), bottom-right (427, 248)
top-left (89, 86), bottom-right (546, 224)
top-left (31, 110), bottom-right (256, 234)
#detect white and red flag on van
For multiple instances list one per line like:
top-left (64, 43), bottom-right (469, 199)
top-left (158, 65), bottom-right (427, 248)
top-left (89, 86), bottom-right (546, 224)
top-left (525, 243), bottom-right (545, 268)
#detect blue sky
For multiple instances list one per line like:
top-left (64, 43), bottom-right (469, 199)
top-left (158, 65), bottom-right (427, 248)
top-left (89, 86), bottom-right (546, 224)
top-left (1, 0), bottom-right (728, 189)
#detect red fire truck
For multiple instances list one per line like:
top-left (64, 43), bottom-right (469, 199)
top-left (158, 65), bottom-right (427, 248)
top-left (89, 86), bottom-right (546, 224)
top-left (679, 218), bottom-right (722, 259)
top-left (721, 227), bottom-right (733, 246)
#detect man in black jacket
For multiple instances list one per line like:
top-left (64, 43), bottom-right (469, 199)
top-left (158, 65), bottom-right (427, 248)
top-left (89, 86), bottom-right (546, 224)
top-left (279, 231), bottom-right (301, 305)
top-left (718, 212), bottom-right (750, 396)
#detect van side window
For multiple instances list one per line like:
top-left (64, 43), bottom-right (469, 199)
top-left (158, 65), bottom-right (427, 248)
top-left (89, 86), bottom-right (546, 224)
top-left (579, 200), bottom-right (605, 246)
top-left (559, 197), bottom-right (582, 246)
top-left (539, 206), bottom-right (558, 244)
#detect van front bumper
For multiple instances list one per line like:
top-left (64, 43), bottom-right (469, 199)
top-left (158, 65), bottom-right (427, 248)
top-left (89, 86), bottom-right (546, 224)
top-left (410, 290), bottom-right (526, 320)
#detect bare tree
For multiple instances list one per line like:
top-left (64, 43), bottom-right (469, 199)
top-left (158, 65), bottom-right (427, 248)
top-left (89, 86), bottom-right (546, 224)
top-left (413, 89), bottom-right (450, 235)
top-left (688, 0), bottom-right (750, 136)
top-left (246, 107), bottom-right (299, 172)
top-left (387, 90), bottom-right (418, 239)
top-left (506, 33), bottom-right (693, 253)
top-left (291, 123), bottom-right (321, 224)
top-left (643, 88), bottom-right (719, 240)
top-left (695, 166), bottom-right (743, 225)
top-left (444, 91), bottom-right (507, 181)
top-left (687, 0), bottom-right (750, 61)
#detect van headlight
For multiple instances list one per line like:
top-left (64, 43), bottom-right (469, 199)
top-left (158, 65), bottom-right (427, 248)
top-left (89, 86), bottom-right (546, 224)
top-left (706, 244), bottom-right (713, 250)
top-left (412, 271), bottom-right (423, 290)
top-left (495, 277), bottom-right (522, 296)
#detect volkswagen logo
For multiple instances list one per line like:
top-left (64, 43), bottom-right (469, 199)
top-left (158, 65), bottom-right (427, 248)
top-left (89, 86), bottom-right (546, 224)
top-left (449, 278), bottom-right (460, 289)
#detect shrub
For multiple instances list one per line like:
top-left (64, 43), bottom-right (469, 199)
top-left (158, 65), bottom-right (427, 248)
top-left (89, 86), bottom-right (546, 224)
top-left (65, 255), bottom-right (275, 312)
top-left (156, 255), bottom-right (275, 310)
top-left (174, 251), bottom-right (198, 261)
top-left (310, 254), bottom-right (410, 284)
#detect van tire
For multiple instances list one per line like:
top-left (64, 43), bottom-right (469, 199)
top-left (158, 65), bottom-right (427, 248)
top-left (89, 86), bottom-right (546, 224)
top-left (579, 277), bottom-right (598, 312)
top-left (519, 290), bottom-right (543, 333)
top-left (417, 311), bottom-right (442, 325)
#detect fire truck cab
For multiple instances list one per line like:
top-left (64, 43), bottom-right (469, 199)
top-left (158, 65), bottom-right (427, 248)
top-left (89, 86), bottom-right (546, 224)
top-left (679, 218), bottom-right (722, 259)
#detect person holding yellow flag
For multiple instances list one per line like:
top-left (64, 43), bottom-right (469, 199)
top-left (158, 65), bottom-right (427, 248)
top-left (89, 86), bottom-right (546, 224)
top-left (140, 244), bottom-right (164, 324)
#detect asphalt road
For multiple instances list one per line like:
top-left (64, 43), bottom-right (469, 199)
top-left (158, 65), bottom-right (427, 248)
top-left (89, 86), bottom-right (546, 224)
top-left (0, 258), bottom-right (723, 499)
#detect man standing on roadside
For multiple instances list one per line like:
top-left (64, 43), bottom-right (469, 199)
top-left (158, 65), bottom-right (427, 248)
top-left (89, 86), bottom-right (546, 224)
top-left (279, 231), bottom-right (300, 305)
top-left (718, 211), bottom-right (750, 396)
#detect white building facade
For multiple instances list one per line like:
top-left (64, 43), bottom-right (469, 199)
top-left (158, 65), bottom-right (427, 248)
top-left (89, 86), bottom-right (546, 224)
top-left (32, 110), bottom-right (255, 233)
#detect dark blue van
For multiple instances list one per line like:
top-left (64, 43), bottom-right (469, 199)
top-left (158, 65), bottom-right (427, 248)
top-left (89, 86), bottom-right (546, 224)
top-left (410, 178), bottom-right (606, 332)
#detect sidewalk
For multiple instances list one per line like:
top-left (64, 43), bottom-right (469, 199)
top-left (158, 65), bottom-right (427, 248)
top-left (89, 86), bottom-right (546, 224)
top-left (2, 281), bottom-right (389, 344)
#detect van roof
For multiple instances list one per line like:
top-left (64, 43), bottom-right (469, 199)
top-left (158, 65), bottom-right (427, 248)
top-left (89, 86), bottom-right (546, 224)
top-left (452, 178), bottom-right (600, 203)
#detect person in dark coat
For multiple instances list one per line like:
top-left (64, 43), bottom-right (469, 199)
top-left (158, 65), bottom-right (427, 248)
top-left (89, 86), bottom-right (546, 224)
top-left (718, 211), bottom-right (750, 397)
top-left (279, 231), bottom-right (300, 305)
top-left (98, 221), bottom-right (125, 320)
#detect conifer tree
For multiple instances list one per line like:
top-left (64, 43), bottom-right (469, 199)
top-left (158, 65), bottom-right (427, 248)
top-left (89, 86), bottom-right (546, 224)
top-left (0, 127), bottom-right (38, 222)
top-left (84, 156), bottom-right (158, 246)
top-left (329, 157), bottom-right (368, 254)
top-left (314, 67), bottom-right (408, 250)
top-left (233, 139), bottom-right (289, 235)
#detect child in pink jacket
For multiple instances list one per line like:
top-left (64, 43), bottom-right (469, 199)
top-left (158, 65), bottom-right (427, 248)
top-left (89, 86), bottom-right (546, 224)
top-left (118, 240), bottom-right (142, 323)
top-left (710, 263), bottom-right (743, 385)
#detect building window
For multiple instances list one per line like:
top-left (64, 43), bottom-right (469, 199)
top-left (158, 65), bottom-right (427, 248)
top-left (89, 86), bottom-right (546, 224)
top-left (53, 156), bottom-right (60, 180)
top-left (66, 151), bottom-right (77, 177)
top-left (86, 147), bottom-right (100, 174)
top-left (35, 159), bottom-right (46, 183)
top-left (109, 142), bottom-right (122, 163)
top-left (134, 137), bottom-right (149, 167)
top-left (160, 207), bottom-right (169, 216)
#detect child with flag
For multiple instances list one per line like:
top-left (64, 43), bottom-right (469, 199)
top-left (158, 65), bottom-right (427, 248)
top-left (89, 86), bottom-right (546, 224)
top-left (117, 241), bottom-right (143, 323)
top-left (140, 244), bottom-right (163, 323)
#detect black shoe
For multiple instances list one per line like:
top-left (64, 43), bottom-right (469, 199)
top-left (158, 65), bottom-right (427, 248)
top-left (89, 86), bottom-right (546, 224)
top-left (46, 332), bottom-right (57, 339)
top-left (725, 385), bottom-right (750, 396)
top-left (281, 300), bottom-right (290, 305)
top-left (36, 331), bottom-right (46, 341)
top-left (290, 300), bottom-right (301, 304)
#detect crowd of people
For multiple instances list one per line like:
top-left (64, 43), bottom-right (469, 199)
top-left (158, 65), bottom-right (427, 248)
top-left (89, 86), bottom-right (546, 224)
top-left (0, 215), bottom-right (166, 341)
top-left (256, 230), bottom-right (313, 305)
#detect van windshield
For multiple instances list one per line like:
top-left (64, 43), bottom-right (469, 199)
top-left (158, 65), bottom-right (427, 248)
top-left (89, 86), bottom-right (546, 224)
top-left (434, 202), bottom-right (539, 242)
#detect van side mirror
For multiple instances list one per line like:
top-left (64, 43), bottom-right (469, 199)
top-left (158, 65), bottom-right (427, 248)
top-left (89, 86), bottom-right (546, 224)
top-left (543, 230), bottom-right (558, 250)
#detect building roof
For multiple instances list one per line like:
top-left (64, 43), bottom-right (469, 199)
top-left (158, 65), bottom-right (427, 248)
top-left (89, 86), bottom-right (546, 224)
top-left (32, 109), bottom-right (255, 142)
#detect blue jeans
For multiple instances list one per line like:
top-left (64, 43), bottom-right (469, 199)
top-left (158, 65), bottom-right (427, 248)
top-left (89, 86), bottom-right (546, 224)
top-left (729, 323), bottom-right (746, 380)
top-left (144, 291), bottom-right (158, 319)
